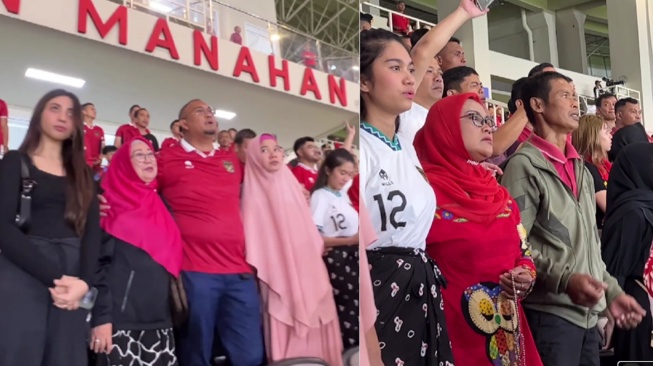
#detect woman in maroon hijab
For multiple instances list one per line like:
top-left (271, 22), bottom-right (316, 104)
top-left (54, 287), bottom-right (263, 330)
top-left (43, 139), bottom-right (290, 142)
top-left (90, 137), bottom-right (183, 366)
top-left (414, 93), bottom-right (542, 366)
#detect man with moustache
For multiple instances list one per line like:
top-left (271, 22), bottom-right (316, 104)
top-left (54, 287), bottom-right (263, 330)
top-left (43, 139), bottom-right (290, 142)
top-left (596, 93), bottom-right (617, 130)
top-left (501, 72), bottom-right (645, 366)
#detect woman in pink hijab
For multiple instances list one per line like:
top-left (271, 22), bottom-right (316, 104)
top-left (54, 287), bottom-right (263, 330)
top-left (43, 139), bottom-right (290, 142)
top-left (242, 134), bottom-right (344, 365)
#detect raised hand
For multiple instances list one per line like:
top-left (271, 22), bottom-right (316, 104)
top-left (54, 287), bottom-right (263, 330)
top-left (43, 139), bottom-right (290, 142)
top-left (459, 0), bottom-right (490, 19)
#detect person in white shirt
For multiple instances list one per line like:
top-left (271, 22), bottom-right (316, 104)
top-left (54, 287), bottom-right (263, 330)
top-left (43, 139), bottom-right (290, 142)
top-left (310, 148), bottom-right (359, 350)
top-left (397, 31), bottom-right (444, 145)
top-left (359, 1), bottom-right (487, 364)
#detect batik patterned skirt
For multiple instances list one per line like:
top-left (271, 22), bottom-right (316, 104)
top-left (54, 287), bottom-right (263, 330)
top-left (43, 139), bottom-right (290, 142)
top-left (98, 328), bottom-right (177, 366)
top-left (367, 247), bottom-right (455, 366)
top-left (324, 246), bottom-right (359, 348)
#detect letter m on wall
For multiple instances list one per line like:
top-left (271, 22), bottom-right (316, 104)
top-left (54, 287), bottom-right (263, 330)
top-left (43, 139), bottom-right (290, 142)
top-left (1, 0), bottom-right (20, 14)
top-left (78, 0), bottom-right (127, 45)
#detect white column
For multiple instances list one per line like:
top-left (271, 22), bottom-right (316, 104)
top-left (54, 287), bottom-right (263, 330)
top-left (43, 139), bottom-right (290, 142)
top-left (555, 8), bottom-right (588, 74)
top-left (527, 10), bottom-right (559, 66)
top-left (437, 0), bottom-right (492, 96)
top-left (607, 0), bottom-right (653, 130)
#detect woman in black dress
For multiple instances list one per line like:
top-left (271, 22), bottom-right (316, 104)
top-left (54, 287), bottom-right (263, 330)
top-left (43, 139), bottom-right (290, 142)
top-left (0, 89), bottom-right (101, 366)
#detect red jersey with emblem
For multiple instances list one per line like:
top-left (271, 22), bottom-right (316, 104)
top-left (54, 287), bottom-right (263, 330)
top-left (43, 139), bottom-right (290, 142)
top-left (0, 99), bottom-right (8, 148)
top-left (291, 163), bottom-right (318, 191)
top-left (84, 124), bottom-right (104, 168)
top-left (160, 137), bottom-right (179, 151)
top-left (116, 124), bottom-right (147, 146)
top-left (157, 144), bottom-right (250, 274)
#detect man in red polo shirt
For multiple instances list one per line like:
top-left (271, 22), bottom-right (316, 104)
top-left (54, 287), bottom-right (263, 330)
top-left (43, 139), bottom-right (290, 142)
top-left (217, 130), bottom-right (233, 152)
top-left (0, 98), bottom-right (9, 154)
top-left (115, 105), bottom-right (141, 148)
top-left (82, 103), bottom-right (105, 172)
top-left (160, 119), bottom-right (182, 151)
top-left (290, 136), bottom-right (321, 191)
top-left (391, 1), bottom-right (410, 35)
top-left (158, 99), bottom-right (263, 366)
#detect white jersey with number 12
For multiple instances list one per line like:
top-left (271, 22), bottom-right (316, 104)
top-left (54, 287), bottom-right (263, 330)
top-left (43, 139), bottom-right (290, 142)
top-left (359, 125), bottom-right (436, 250)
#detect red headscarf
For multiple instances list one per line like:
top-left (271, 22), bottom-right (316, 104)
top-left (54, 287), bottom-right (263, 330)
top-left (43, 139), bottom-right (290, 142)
top-left (100, 137), bottom-right (183, 277)
top-left (414, 93), bottom-right (511, 224)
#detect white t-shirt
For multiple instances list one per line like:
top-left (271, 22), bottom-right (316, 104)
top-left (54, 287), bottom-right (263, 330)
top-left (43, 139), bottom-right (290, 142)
top-left (360, 122), bottom-right (436, 250)
top-left (311, 188), bottom-right (359, 238)
top-left (397, 102), bottom-right (429, 145)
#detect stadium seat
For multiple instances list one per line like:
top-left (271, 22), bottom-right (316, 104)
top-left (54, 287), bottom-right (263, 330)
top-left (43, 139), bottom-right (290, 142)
top-left (343, 347), bottom-right (359, 366)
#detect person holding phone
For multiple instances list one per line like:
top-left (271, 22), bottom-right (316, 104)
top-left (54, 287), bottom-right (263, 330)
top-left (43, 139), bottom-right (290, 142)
top-left (0, 89), bottom-right (101, 366)
top-left (90, 137), bottom-right (183, 366)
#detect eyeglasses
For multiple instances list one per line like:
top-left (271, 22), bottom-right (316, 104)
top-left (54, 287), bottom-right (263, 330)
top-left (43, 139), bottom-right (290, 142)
top-left (181, 106), bottom-right (215, 120)
top-left (461, 112), bottom-right (497, 132)
top-left (131, 152), bottom-right (156, 163)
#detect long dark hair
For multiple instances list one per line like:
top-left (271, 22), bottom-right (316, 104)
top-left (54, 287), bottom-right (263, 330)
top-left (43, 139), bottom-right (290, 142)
top-left (360, 29), bottom-right (404, 129)
top-left (19, 89), bottom-right (94, 236)
top-left (311, 148), bottom-right (355, 194)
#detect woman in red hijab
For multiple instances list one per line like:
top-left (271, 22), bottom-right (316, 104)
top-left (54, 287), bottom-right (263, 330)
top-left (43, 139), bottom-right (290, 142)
top-left (414, 93), bottom-right (542, 366)
top-left (90, 137), bottom-right (183, 366)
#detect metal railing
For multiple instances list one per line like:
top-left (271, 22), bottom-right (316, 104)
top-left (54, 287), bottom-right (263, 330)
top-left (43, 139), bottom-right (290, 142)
top-left (360, 1), bottom-right (436, 33)
top-left (110, 0), bottom-right (359, 82)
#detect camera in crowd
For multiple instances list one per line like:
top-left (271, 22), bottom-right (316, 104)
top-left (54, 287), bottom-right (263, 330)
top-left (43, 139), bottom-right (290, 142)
top-left (602, 76), bottom-right (626, 88)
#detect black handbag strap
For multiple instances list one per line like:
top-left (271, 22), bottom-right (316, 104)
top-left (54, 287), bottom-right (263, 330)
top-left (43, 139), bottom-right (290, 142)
top-left (16, 154), bottom-right (36, 231)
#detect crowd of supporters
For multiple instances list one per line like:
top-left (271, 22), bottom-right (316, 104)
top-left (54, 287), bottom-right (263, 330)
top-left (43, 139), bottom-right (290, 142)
top-left (0, 88), bottom-right (360, 366)
top-left (359, 0), bottom-right (653, 365)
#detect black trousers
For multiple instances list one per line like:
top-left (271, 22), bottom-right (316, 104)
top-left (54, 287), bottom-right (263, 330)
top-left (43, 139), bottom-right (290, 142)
top-left (613, 278), bottom-right (653, 363)
top-left (526, 309), bottom-right (601, 366)
top-left (0, 237), bottom-right (89, 366)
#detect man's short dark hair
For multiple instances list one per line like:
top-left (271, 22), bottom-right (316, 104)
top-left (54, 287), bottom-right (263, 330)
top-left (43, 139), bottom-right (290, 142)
top-left (360, 13), bottom-right (373, 24)
top-left (234, 128), bottom-right (256, 145)
top-left (169, 119), bottom-right (179, 130)
top-left (129, 104), bottom-right (140, 117)
top-left (508, 77), bottom-right (529, 114)
top-left (528, 63), bottom-right (555, 78)
top-left (521, 71), bottom-right (574, 123)
top-left (293, 137), bottom-right (315, 155)
top-left (615, 97), bottom-right (639, 112)
top-left (81, 102), bottom-right (94, 109)
top-left (596, 93), bottom-right (617, 108)
top-left (448, 37), bottom-right (461, 45)
top-left (442, 66), bottom-right (479, 96)
top-left (102, 145), bottom-right (117, 155)
top-left (228, 128), bottom-right (238, 133)
top-left (410, 29), bottom-right (428, 49)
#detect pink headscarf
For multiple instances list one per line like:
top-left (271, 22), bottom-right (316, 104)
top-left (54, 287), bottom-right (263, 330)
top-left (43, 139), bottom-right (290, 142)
top-left (359, 203), bottom-right (379, 366)
top-left (242, 135), bottom-right (337, 333)
top-left (100, 137), bottom-right (183, 277)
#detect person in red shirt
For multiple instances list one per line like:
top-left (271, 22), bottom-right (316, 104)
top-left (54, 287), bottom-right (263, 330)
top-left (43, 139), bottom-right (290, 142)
top-left (160, 120), bottom-right (182, 151)
top-left (82, 103), bottom-right (105, 173)
top-left (114, 105), bottom-right (140, 148)
top-left (0, 99), bottom-right (8, 154)
top-left (390, 1), bottom-right (410, 35)
top-left (117, 107), bottom-right (159, 151)
top-left (158, 99), bottom-right (263, 366)
top-left (217, 130), bottom-right (233, 152)
top-left (233, 128), bottom-right (256, 164)
top-left (302, 44), bottom-right (318, 69)
top-left (290, 136), bottom-right (321, 191)
top-left (230, 26), bottom-right (243, 45)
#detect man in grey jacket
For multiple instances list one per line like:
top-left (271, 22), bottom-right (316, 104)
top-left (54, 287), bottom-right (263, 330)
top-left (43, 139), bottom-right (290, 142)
top-left (501, 71), bottom-right (645, 366)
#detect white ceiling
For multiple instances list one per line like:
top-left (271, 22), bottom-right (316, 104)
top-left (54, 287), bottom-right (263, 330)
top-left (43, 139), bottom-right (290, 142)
top-left (0, 16), bottom-right (357, 149)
